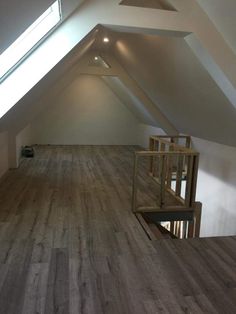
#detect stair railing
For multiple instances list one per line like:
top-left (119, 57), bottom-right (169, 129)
top-left (132, 135), bottom-right (202, 237)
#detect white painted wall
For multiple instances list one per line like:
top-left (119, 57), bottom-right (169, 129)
top-left (138, 124), bottom-right (165, 148)
top-left (0, 132), bottom-right (9, 178)
top-left (193, 137), bottom-right (236, 237)
top-left (16, 124), bottom-right (32, 167)
top-left (31, 75), bottom-right (140, 145)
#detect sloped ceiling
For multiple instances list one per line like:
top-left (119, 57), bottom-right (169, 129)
top-left (102, 76), bottom-right (157, 125)
top-left (196, 0), bottom-right (236, 55)
top-left (1, 0), bottom-right (236, 148)
top-left (0, 28), bottom-right (96, 134)
top-left (120, 0), bottom-right (176, 11)
top-left (111, 32), bottom-right (236, 146)
top-left (1, 25), bottom-right (236, 146)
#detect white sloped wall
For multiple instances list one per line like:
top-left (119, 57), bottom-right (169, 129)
top-left (193, 137), bottom-right (236, 237)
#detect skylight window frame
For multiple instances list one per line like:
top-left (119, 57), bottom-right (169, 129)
top-left (0, 0), bottom-right (62, 83)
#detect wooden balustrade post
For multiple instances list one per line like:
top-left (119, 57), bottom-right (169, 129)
top-left (166, 148), bottom-right (173, 189)
top-left (132, 154), bottom-right (139, 213)
top-left (188, 220), bottom-right (194, 238)
top-left (194, 202), bottom-right (202, 237)
top-left (176, 155), bottom-right (183, 197)
top-left (186, 136), bottom-right (191, 149)
top-left (153, 140), bottom-right (160, 178)
top-left (190, 154), bottom-right (199, 206)
top-left (185, 155), bottom-right (194, 208)
top-left (159, 154), bottom-right (167, 208)
top-left (170, 221), bottom-right (175, 234)
top-left (149, 137), bottom-right (154, 175)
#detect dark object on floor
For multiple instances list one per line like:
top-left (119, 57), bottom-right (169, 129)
top-left (22, 146), bottom-right (34, 158)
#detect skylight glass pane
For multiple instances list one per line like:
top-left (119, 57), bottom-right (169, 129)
top-left (0, 1), bottom-right (61, 81)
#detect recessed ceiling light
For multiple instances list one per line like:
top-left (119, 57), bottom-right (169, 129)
top-left (94, 56), bottom-right (98, 60)
top-left (103, 37), bottom-right (109, 43)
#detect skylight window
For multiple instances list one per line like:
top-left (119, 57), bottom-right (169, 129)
top-left (0, 1), bottom-right (61, 81)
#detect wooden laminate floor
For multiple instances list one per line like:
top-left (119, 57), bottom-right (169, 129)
top-left (0, 145), bottom-right (235, 314)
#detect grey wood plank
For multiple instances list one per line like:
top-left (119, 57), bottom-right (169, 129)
top-left (0, 145), bottom-right (235, 314)
top-left (0, 239), bottom-right (33, 314)
top-left (22, 263), bottom-right (50, 314)
top-left (44, 248), bottom-right (69, 314)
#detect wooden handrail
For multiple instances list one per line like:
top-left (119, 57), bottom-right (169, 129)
top-left (135, 151), bottom-right (198, 156)
top-left (132, 135), bottom-right (201, 238)
top-left (150, 135), bottom-right (191, 148)
top-left (149, 136), bottom-right (194, 153)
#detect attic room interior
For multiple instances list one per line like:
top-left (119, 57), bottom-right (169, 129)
top-left (0, 0), bottom-right (236, 313)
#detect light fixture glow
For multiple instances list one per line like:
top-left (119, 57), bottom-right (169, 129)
top-left (94, 56), bottom-right (98, 60)
top-left (103, 37), bottom-right (109, 43)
